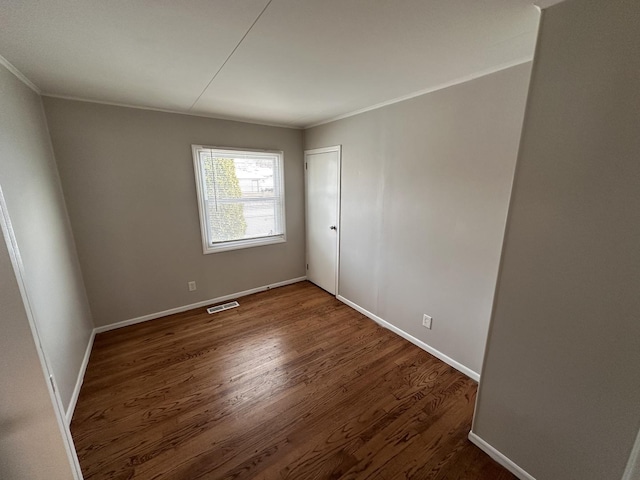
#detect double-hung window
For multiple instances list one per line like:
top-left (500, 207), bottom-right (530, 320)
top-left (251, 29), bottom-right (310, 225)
top-left (192, 145), bottom-right (286, 253)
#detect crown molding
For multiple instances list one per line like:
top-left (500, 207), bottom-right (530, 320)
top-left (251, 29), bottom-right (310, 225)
top-left (533, 0), bottom-right (567, 9)
top-left (305, 57), bottom-right (533, 129)
top-left (0, 54), bottom-right (41, 94)
top-left (41, 94), bottom-right (302, 130)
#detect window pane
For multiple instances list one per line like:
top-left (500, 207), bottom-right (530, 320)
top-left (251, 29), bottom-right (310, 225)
top-left (243, 198), bottom-right (278, 239)
top-left (205, 198), bottom-right (247, 243)
top-left (234, 156), bottom-right (277, 198)
top-left (202, 156), bottom-right (247, 243)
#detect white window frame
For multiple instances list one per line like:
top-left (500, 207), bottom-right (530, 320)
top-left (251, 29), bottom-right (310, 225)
top-left (192, 145), bottom-right (286, 254)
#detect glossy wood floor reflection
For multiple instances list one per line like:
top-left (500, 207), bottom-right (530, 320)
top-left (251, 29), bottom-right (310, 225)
top-left (72, 281), bottom-right (515, 480)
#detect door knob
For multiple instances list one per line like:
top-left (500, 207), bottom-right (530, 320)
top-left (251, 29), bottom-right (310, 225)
top-left (330, 226), bottom-right (337, 230)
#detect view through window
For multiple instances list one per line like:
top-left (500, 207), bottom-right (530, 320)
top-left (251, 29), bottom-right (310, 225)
top-left (192, 146), bottom-right (286, 253)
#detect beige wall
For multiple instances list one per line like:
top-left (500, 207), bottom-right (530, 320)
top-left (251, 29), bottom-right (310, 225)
top-left (0, 226), bottom-right (75, 480)
top-left (305, 63), bottom-right (532, 375)
top-left (0, 65), bottom-right (94, 413)
top-left (43, 98), bottom-right (305, 327)
top-left (472, 0), bottom-right (640, 479)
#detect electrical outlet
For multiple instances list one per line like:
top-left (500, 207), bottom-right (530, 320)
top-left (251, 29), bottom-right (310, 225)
top-left (422, 314), bottom-right (432, 329)
top-left (188, 281), bottom-right (197, 292)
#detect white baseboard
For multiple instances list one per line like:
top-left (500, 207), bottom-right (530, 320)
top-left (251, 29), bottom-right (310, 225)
top-left (66, 329), bottom-right (95, 424)
top-left (468, 432), bottom-right (536, 480)
top-left (94, 276), bottom-right (307, 334)
top-left (336, 295), bottom-right (480, 382)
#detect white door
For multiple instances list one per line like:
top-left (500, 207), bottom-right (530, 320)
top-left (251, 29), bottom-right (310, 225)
top-left (305, 146), bottom-right (341, 295)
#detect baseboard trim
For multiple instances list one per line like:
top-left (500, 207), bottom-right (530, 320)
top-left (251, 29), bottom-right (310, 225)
top-left (468, 432), bottom-right (536, 480)
top-left (66, 329), bottom-right (95, 424)
top-left (336, 295), bottom-right (480, 381)
top-left (94, 276), bottom-right (307, 334)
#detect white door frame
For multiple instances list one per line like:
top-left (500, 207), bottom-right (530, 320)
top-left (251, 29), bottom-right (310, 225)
top-left (304, 145), bottom-right (342, 296)
top-left (0, 185), bottom-right (84, 479)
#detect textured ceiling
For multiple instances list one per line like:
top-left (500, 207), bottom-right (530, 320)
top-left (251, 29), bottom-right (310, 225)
top-left (0, 0), bottom-right (541, 127)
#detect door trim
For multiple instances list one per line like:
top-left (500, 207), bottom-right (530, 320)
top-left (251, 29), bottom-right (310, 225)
top-left (304, 145), bottom-right (342, 297)
top-left (0, 185), bottom-right (84, 479)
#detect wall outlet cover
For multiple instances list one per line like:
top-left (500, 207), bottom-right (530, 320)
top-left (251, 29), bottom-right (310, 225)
top-left (423, 314), bottom-right (432, 329)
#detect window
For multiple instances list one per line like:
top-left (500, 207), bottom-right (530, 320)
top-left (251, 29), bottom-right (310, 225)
top-left (192, 145), bottom-right (286, 253)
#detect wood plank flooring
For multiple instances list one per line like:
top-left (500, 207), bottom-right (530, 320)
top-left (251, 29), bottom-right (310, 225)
top-left (71, 281), bottom-right (514, 480)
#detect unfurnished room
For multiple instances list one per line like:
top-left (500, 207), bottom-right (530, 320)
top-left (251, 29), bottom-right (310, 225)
top-left (0, 0), bottom-right (639, 479)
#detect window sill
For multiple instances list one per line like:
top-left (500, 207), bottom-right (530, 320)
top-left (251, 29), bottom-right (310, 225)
top-left (202, 235), bottom-right (286, 254)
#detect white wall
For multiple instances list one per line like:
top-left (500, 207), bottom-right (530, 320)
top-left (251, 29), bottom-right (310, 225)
top-left (305, 63), bottom-right (532, 375)
top-left (472, 0), bottom-right (640, 479)
top-left (0, 64), bottom-right (94, 413)
top-left (43, 98), bottom-right (305, 327)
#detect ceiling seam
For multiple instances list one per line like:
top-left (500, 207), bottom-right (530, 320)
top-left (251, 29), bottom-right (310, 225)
top-left (188, 0), bottom-right (273, 112)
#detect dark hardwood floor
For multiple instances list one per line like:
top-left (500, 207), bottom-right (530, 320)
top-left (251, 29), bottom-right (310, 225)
top-left (71, 281), bottom-right (514, 480)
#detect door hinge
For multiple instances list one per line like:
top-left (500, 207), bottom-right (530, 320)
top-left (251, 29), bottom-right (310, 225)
top-left (306, 263), bottom-right (309, 270)
top-left (49, 374), bottom-right (56, 393)
top-left (305, 162), bottom-right (307, 170)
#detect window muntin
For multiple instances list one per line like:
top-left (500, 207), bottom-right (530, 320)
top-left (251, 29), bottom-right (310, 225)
top-left (192, 146), bottom-right (286, 253)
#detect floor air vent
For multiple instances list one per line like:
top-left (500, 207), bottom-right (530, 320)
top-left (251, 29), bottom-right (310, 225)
top-left (207, 301), bottom-right (239, 315)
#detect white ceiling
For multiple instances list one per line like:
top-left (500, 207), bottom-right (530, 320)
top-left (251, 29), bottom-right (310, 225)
top-left (0, 0), bottom-right (541, 128)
